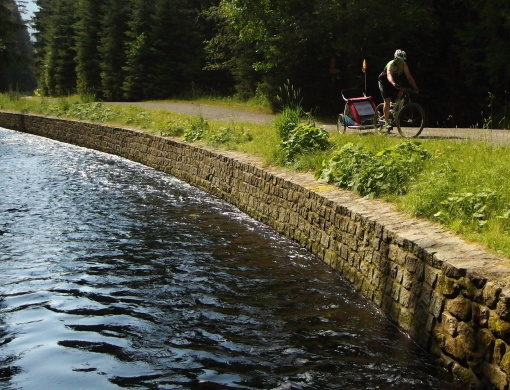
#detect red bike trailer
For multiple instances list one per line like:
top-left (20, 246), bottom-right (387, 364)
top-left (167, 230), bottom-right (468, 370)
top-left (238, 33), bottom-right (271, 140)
top-left (339, 88), bottom-right (378, 131)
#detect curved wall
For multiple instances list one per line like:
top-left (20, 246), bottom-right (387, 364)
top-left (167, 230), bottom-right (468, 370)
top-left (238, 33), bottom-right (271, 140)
top-left (2, 111), bottom-right (510, 389)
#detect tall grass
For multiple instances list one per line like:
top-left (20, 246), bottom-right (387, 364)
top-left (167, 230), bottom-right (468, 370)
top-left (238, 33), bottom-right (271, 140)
top-left (2, 93), bottom-right (510, 258)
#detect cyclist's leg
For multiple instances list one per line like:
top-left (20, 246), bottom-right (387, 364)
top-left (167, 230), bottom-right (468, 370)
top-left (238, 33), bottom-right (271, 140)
top-left (378, 79), bottom-right (392, 123)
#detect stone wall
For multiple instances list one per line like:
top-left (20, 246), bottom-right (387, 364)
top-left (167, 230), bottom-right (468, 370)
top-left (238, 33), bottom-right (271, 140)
top-left (2, 111), bottom-right (510, 389)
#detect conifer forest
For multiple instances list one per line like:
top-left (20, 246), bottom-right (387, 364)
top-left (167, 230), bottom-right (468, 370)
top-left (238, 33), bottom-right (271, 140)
top-left (2, 0), bottom-right (510, 127)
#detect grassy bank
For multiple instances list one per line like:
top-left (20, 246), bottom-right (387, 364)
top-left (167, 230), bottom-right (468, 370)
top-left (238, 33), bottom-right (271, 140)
top-left (2, 93), bottom-right (510, 259)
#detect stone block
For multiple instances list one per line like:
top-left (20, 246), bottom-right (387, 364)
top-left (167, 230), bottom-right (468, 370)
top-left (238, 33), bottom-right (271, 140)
top-left (401, 270), bottom-right (415, 290)
top-left (473, 303), bottom-right (490, 328)
top-left (437, 274), bottom-right (460, 298)
top-left (399, 287), bottom-right (416, 309)
top-left (451, 362), bottom-right (481, 390)
top-left (441, 311), bottom-right (459, 337)
top-left (484, 281), bottom-right (502, 309)
top-left (496, 295), bottom-right (510, 322)
top-left (476, 328), bottom-right (495, 361)
top-left (483, 362), bottom-right (509, 390)
top-left (489, 311), bottom-right (510, 342)
top-left (430, 292), bottom-right (445, 319)
top-left (424, 265), bottom-right (440, 288)
top-left (493, 338), bottom-right (507, 365)
top-left (500, 349), bottom-right (510, 375)
top-left (446, 296), bottom-right (473, 321)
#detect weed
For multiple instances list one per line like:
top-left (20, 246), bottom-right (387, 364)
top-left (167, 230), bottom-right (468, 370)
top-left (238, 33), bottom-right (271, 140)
top-left (158, 119), bottom-right (188, 137)
top-left (275, 79), bottom-right (303, 111)
top-left (281, 122), bottom-right (330, 163)
top-left (317, 141), bottom-right (430, 197)
top-left (183, 117), bottom-right (210, 142)
top-left (274, 107), bottom-right (304, 141)
top-left (433, 190), bottom-right (506, 230)
top-left (208, 126), bottom-right (252, 146)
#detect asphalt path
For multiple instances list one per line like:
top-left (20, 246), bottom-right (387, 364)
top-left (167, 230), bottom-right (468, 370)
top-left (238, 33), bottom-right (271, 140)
top-left (110, 101), bottom-right (510, 146)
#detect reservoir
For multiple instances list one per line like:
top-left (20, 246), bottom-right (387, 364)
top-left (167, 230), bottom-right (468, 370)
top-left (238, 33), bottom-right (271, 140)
top-left (0, 128), bottom-right (455, 389)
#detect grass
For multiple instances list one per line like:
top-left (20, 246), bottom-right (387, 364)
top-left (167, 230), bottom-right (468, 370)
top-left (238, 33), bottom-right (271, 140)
top-left (2, 93), bottom-right (510, 259)
top-left (144, 94), bottom-right (273, 114)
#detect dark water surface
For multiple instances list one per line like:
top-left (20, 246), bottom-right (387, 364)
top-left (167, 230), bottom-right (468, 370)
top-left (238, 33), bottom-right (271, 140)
top-left (0, 128), bottom-right (455, 389)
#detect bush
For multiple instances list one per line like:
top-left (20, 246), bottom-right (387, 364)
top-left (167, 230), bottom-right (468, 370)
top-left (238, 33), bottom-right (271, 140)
top-left (281, 122), bottom-right (330, 163)
top-left (317, 141), bottom-right (431, 197)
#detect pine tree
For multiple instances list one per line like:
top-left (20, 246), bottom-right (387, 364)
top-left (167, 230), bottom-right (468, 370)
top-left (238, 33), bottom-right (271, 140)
top-left (122, 0), bottom-right (154, 100)
top-left (38, 0), bottom-right (77, 95)
top-left (0, 0), bottom-right (36, 91)
top-left (98, 0), bottom-right (128, 101)
top-left (74, 0), bottom-right (102, 98)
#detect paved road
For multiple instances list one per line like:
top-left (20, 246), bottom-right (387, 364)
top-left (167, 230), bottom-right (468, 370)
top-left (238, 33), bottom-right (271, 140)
top-left (110, 101), bottom-right (510, 145)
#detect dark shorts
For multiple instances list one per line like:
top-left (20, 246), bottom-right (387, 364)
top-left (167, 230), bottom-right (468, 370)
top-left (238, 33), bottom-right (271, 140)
top-left (378, 78), bottom-right (398, 101)
top-left (378, 76), bottom-right (409, 101)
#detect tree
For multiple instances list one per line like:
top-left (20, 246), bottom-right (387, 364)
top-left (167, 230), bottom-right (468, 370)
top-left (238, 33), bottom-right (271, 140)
top-left (37, 0), bottom-right (77, 95)
top-left (74, 0), bottom-right (102, 97)
top-left (122, 0), bottom-right (154, 100)
top-left (0, 0), bottom-right (36, 91)
top-left (98, 0), bottom-right (128, 100)
top-left (147, 0), bottom-right (207, 98)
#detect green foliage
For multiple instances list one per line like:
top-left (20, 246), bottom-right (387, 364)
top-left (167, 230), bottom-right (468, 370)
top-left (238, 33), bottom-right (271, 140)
top-left (317, 141), bottom-right (431, 197)
top-left (74, 0), bottom-right (102, 97)
top-left (281, 122), bottom-right (330, 163)
top-left (183, 117), bottom-right (210, 142)
top-left (66, 102), bottom-right (115, 122)
top-left (38, 0), bottom-right (78, 96)
top-left (157, 119), bottom-right (188, 137)
top-left (274, 106), bottom-right (304, 141)
top-left (38, 100), bottom-right (115, 122)
top-left (208, 126), bottom-right (252, 146)
top-left (274, 80), bottom-right (303, 111)
top-left (433, 190), bottom-right (510, 231)
top-left (99, 0), bottom-right (128, 101)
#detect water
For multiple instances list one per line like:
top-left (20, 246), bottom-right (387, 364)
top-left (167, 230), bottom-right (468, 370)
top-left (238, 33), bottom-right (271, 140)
top-left (0, 128), bottom-right (455, 389)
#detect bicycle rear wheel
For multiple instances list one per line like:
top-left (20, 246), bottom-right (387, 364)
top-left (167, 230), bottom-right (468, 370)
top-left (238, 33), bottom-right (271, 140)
top-left (337, 113), bottom-right (346, 133)
top-left (396, 103), bottom-right (425, 137)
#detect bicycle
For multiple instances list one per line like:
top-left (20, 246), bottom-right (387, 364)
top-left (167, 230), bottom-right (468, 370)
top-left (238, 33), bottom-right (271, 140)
top-left (374, 88), bottom-right (425, 138)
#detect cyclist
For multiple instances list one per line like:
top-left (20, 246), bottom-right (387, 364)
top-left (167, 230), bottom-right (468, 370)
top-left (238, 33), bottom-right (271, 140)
top-left (378, 49), bottom-right (419, 130)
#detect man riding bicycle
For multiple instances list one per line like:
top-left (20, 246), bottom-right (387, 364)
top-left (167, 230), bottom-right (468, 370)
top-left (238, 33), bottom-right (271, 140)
top-left (378, 49), bottom-right (419, 130)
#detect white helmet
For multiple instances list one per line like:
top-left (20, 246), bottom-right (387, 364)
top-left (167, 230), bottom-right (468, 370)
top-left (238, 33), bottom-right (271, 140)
top-left (394, 49), bottom-right (407, 60)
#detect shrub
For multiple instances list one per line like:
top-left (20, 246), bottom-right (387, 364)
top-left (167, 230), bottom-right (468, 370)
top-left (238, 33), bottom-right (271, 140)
top-left (317, 141), bottom-right (431, 197)
top-left (281, 122), bottom-right (330, 163)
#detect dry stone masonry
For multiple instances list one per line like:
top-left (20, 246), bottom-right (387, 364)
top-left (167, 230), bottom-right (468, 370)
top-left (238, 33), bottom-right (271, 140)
top-left (2, 111), bottom-right (510, 389)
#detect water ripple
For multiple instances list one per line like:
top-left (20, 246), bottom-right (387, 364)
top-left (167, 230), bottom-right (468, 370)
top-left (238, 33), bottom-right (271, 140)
top-left (0, 128), bottom-right (456, 389)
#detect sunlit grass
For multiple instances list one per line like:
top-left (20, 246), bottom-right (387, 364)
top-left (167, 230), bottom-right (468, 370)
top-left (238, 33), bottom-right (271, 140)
top-left (144, 94), bottom-right (273, 114)
top-left (2, 93), bottom-right (510, 258)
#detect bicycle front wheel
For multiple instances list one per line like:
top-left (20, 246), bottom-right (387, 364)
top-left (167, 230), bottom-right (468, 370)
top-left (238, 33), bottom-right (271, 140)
top-left (396, 103), bottom-right (425, 137)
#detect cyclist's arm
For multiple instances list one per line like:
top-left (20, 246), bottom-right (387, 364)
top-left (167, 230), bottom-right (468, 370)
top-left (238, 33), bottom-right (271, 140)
top-left (386, 66), bottom-right (398, 87)
top-left (403, 62), bottom-right (418, 90)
